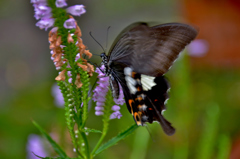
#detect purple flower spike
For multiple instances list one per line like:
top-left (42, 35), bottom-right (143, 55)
top-left (110, 111), bottom-right (122, 119)
top-left (66, 5), bottom-right (86, 16)
top-left (93, 65), bottom-right (124, 119)
top-left (55, 0), bottom-right (67, 8)
top-left (36, 18), bottom-right (55, 31)
top-left (93, 65), bottom-right (109, 116)
top-left (64, 18), bottom-right (76, 29)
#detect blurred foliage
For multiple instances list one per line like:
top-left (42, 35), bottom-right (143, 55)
top-left (1, 52), bottom-right (239, 159)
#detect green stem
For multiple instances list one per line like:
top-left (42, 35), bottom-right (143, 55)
top-left (80, 71), bottom-right (90, 128)
top-left (76, 149), bottom-right (84, 159)
top-left (80, 131), bottom-right (91, 159)
top-left (91, 130), bottom-right (107, 156)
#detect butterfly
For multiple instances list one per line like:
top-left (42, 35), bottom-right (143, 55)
top-left (100, 22), bottom-right (198, 135)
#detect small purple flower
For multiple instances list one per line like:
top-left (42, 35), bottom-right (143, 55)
top-left (32, 1), bottom-right (52, 20)
top-left (111, 105), bottom-right (122, 119)
top-left (31, 0), bottom-right (47, 3)
top-left (66, 5), bottom-right (86, 16)
top-left (63, 18), bottom-right (76, 29)
top-left (110, 111), bottom-right (122, 119)
top-left (26, 134), bottom-right (47, 159)
top-left (112, 105), bottom-right (120, 111)
top-left (36, 18), bottom-right (55, 31)
top-left (95, 111), bottom-right (104, 116)
top-left (67, 71), bottom-right (72, 83)
top-left (55, 0), bottom-right (67, 8)
top-left (51, 83), bottom-right (64, 107)
top-left (187, 39), bottom-right (209, 57)
top-left (75, 53), bottom-right (80, 61)
top-left (114, 86), bottom-right (125, 105)
top-left (50, 27), bottom-right (58, 33)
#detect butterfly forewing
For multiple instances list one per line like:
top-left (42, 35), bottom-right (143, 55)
top-left (108, 23), bottom-right (198, 76)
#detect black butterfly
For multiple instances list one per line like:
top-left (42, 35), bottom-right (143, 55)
top-left (100, 22), bottom-right (198, 136)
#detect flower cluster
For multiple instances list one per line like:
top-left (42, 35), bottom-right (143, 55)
top-left (48, 16), bottom-right (94, 88)
top-left (30, 1), bottom-right (138, 158)
top-left (31, 0), bottom-right (54, 30)
top-left (31, 0), bottom-right (93, 88)
top-left (93, 65), bottom-right (125, 119)
top-left (31, 0), bottom-right (86, 31)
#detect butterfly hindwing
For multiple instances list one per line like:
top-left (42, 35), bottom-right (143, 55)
top-left (122, 67), bottom-right (175, 135)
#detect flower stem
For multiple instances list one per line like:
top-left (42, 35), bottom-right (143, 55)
top-left (80, 131), bottom-right (90, 159)
top-left (76, 150), bottom-right (84, 159)
top-left (80, 70), bottom-right (90, 128)
top-left (91, 130), bottom-right (107, 156)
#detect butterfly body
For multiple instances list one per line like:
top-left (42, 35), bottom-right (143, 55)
top-left (100, 22), bottom-right (198, 135)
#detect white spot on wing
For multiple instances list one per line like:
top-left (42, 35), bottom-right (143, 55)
top-left (161, 109), bottom-right (166, 115)
top-left (142, 115), bottom-right (148, 122)
top-left (124, 67), bottom-right (137, 94)
top-left (138, 94), bottom-right (146, 100)
top-left (139, 104), bottom-right (147, 111)
top-left (124, 67), bottom-right (132, 76)
top-left (164, 98), bottom-right (169, 105)
top-left (125, 76), bottom-right (136, 86)
top-left (141, 75), bottom-right (156, 91)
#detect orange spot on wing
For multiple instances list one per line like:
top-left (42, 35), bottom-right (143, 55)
top-left (129, 99), bottom-right (134, 106)
top-left (133, 112), bottom-right (142, 126)
top-left (128, 99), bottom-right (134, 114)
top-left (136, 96), bottom-right (143, 101)
top-left (137, 86), bottom-right (141, 91)
top-left (131, 72), bottom-right (136, 78)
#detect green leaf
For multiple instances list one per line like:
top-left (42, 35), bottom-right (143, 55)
top-left (32, 120), bottom-right (68, 158)
top-left (93, 124), bottom-right (138, 156)
top-left (82, 128), bottom-right (102, 133)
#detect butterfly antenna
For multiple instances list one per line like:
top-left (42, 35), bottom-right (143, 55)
top-left (89, 32), bottom-right (106, 53)
top-left (105, 26), bottom-right (111, 51)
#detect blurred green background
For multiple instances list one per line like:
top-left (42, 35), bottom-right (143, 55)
top-left (1, 0), bottom-right (240, 158)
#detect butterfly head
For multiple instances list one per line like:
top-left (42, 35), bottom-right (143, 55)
top-left (100, 52), bottom-right (108, 65)
top-left (100, 52), bottom-right (106, 58)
